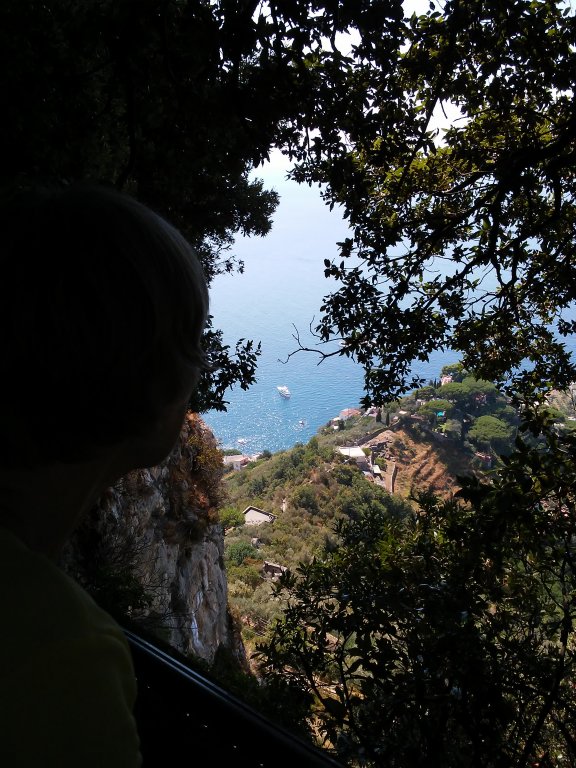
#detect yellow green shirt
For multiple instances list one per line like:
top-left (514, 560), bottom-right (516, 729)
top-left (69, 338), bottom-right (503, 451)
top-left (0, 527), bottom-right (142, 767)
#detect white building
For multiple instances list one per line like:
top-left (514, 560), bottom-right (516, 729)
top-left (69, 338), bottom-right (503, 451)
top-left (243, 506), bottom-right (277, 525)
top-left (223, 454), bottom-right (250, 471)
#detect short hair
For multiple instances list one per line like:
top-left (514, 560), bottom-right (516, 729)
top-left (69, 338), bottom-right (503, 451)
top-left (0, 182), bottom-right (209, 466)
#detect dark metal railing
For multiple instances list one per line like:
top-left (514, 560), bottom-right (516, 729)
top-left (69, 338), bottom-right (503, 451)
top-left (124, 627), bottom-right (345, 768)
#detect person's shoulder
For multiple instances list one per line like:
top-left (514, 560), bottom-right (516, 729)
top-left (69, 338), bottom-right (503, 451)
top-left (0, 527), bottom-right (141, 767)
top-left (0, 525), bottom-right (127, 649)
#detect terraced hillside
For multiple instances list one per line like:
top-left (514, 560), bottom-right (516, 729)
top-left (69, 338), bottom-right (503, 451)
top-left (360, 424), bottom-right (481, 500)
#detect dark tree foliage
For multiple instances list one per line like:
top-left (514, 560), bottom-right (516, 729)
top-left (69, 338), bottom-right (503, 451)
top-left (256, 411), bottom-right (576, 766)
top-left (0, 0), bottom-right (410, 411)
top-left (0, 0), bottom-right (274, 409)
top-left (3, 1), bottom-right (575, 409)
top-left (242, 7), bottom-right (576, 756)
top-left (284, 0), bottom-right (576, 405)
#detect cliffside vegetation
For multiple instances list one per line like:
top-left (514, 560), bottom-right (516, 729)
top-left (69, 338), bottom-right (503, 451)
top-left (221, 365), bottom-right (569, 644)
top-left (221, 368), bottom-right (576, 766)
top-left (3, 0), bottom-right (575, 413)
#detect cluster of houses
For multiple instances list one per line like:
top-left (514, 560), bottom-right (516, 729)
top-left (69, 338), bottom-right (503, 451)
top-left (336, 439), bottom-right (398, 493)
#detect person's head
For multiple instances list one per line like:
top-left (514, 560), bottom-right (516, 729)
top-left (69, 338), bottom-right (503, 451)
top-left (0, 181), bottom-right (209, 469)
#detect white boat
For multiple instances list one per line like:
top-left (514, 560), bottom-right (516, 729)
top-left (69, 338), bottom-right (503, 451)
top-left (277, 385), bottom-right (291, 398)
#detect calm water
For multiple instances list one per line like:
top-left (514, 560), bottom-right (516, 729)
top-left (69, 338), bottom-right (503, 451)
top-left (202, 176), bottom-right (457, 454)
top-left (202, 163), bottom-right (576, 455)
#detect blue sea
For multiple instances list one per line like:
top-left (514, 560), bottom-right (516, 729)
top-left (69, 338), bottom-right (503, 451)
top-left (202, 160), bottom-right (576, 455)
top-left (202, 173), bottom-right (458, 454)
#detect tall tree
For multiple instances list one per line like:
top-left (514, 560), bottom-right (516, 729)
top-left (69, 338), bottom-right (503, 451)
top-left (286, 0), bottom-right (576, 405)
top-left (3, 2), bottom-right (575, 410)
top-left (234, 5), bottom-right (576, 763)
top-left (256, 415), bottom-right (576, 766)
top-left (0, 0), bottom-right (408, 411)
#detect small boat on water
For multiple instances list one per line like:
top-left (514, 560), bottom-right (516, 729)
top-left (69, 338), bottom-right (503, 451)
top-left (277, 385), bottom-right (291, 398)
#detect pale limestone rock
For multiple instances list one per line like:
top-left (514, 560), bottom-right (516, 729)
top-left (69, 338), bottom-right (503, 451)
top-left (61, 414), bottom-right (239, 666)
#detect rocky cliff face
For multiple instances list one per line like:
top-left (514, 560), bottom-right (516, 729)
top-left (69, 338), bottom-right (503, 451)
top-left (61, 413), bottom-right (242, 666)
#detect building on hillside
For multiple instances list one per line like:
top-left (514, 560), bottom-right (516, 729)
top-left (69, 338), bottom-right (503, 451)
top-left (243, 506), bottom-right (276, 526)
top-left (474, 452), bottom-right (492, 468)
top-left (262, 560), bottom-right (288, 580)
top-left (223, 454), bottom-right (250, 471)
top-left (337, 445), bottom-right (370, 471)
top-left (339, 407), bottom-right (362, 420)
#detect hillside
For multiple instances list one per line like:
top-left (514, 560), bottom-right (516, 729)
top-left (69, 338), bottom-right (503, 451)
top-left (219, 408), bottom-right (493, 652)
top-left (219, 369), bottom-right (569, 650)
top-left (356, 422), bottom-right (480, 500)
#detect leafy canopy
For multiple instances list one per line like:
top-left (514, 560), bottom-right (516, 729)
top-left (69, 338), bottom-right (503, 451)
top-left (5, 1), bottom-right (575, 411)
top-left (256, 417), bottom-right (576, 766)
top-left (285, 0), bottom-right (576, 405)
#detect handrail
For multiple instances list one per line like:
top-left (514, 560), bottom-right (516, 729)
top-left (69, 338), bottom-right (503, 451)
top-left (124, 627), bottom-right (346, 767)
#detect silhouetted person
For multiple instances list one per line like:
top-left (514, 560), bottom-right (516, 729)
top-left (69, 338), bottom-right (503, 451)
top-left (0, 182), bottom-right (209, 766)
